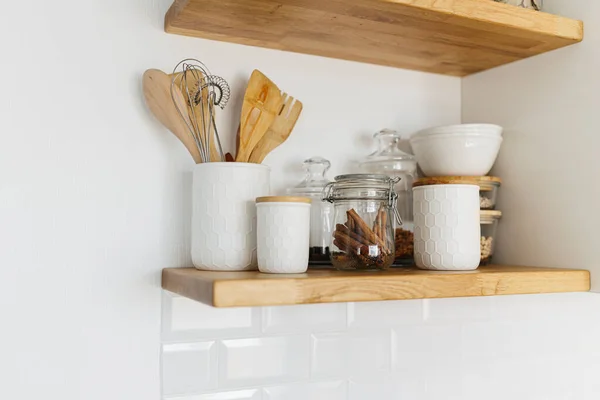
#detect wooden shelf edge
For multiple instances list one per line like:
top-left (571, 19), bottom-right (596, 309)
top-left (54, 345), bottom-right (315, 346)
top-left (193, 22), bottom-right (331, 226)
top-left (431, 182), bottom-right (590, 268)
top-left (164, 0), bottom-right (583, 76)
top-left (162, 265), bottom-right (591, 307)
top-left (388, 0), bottom-right (583, 42)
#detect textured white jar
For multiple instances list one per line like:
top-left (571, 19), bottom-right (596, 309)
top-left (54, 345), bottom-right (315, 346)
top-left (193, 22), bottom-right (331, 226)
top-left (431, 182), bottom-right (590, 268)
top-left (256, 197), bottom-right (311, 274)
top-left (191, 162), bottom-right (270, 271)
top-left (413, 184), bottom-right (480, 271)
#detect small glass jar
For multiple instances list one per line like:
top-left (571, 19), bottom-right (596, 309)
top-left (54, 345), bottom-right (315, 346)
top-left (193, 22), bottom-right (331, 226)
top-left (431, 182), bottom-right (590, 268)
top-left (478, 177), bottom-right (501, 210)
top-left (323, 174), bottom-right (400, 271)
top-left (480, 210), bottom-right (502, 265)
top-left (287, 157), bottom-right (333, 265)
top-left (359, 129), bottom-right (417, 266)
top-left (494, 0), bottom-right (543, 11)
top-left (414, 176), bottom-right (501, 210)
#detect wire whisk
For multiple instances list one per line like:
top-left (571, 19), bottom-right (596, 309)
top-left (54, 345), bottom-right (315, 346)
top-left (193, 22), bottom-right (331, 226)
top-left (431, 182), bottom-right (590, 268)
top-left (170, 59), bottom-right (231, 162)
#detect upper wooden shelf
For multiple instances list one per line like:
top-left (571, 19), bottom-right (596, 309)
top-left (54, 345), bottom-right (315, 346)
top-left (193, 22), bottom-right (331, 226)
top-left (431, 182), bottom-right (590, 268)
top-left (162, 265), bottom-right (590, 307)
top-left (164, 0), bottom-right (583, 76)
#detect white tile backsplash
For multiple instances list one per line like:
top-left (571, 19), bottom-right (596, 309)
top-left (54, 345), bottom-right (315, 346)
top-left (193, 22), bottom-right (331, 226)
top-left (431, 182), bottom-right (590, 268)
top-left (162, 342), bottom-right (217, 396)
top-left (311, 330), bottom-right (391, 379)
top-left (164, 389), bottom-right (262, 400)
top-left (263, 380), bottom-right (347, 400)
top-left (348, 377), bottom-right (402, 400)
top-left (348, 300), bottom-right (422, 328)
top-left (219, 335), bottom-right (310, 388)
top-left (262, 303), bottom-right (347, 334)
top-left (424, 296), bottom-right (493, 322)
top-left (162, 292), bottom-right (259, 342)
top-left (161, 294), bottom-right (600, 400)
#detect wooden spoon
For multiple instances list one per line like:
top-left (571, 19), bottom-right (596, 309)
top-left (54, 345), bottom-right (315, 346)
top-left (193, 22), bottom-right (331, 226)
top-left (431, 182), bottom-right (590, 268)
top-left (142, 69), bottom-right (202, 163)
top-left (236, 70), bottom-right (283, 162)
top-left (248, 94), bottom-right (303, 163)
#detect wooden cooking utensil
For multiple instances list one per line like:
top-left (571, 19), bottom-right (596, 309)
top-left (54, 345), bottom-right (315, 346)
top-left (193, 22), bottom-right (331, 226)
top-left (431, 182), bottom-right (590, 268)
top-left (248, 94), bottom-right (303, 163)
top-left (236, 70), bottom-right (283, 162)
top-left (142, 69), bottom-right (202, 163)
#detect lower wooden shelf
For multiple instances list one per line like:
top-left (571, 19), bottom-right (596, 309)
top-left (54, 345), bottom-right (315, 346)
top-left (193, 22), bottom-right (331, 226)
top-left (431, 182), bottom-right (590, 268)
top-left (162, 265), bottom-right (590, 307)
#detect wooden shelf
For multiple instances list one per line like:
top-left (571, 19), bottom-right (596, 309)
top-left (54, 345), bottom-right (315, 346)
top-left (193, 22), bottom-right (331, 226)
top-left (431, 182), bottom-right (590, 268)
top-left (164, 0), bottom-right (583, 77)
top-left (162, 265), bottom-right (590, 307)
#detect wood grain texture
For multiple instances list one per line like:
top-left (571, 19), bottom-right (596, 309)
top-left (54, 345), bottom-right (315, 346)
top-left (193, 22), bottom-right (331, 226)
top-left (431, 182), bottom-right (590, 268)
top-left (236, 70), bottom-right (282, 162)
top-left (162, 265), bottom-right (591, 307)
top-left (142, 69), bottom-right (202, 163)
top-left (164, 0), bottom-right (583, 76)
top-left (248, 95), bottom-right (303, 164)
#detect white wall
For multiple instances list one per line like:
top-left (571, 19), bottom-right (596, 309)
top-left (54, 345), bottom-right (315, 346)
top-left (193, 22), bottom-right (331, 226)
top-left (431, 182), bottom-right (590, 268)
top-left (1, 0), bottom-right (599, 399)
top-left (462, 0), bottom-right (600, 290)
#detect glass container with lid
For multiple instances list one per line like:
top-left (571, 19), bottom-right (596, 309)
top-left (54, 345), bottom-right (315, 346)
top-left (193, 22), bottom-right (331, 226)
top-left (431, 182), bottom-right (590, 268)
top-left (480, 210), bottom-right (502, 265)
top-left (322, 174), bottom-right (400, 271)
top-left (287, 157), bottom-right (333, 265)
top-left (359, 129), bottom-right (417, 265)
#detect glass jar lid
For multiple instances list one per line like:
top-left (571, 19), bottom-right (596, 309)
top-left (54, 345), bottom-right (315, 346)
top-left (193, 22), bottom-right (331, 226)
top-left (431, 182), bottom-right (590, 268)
top-left (287, 156), bottom-right (331, 197)
top-left (324, 174), bottom-right (395, 200)
top-left (359, 129), bottom-right (416, 173)
top-left (323, 174), bottom-right (402, 225)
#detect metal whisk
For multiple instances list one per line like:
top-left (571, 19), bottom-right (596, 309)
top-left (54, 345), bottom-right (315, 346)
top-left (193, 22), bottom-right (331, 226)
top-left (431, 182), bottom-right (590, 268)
top-left (170, 59), bottom-right (231, 162)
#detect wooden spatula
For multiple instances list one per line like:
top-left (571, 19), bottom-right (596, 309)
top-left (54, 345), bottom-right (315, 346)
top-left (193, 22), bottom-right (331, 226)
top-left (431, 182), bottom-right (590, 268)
top-left (236, 70), bottom-right (283, 162)
top-left (248, 94), bottom-right (303, 163)
top-left (142, 69), bottom-right (202, 163)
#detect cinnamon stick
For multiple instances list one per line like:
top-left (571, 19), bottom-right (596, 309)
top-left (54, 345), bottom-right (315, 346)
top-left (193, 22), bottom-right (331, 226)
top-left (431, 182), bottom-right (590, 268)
top-left (333, 230), bottom-right (370, 254)
top-left (347, 209), bottom-right (389, 253)
top-left (336, 224), bottom-right (373, 247)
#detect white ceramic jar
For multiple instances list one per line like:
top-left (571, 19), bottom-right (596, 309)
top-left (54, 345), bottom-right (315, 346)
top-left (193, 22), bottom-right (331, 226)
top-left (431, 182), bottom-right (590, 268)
top-left (256, 196), bottom-right (311, 274)
top-left (191, 162), bottom-right (270, 271)
top-left (413, 184), bottom-right (480, 271)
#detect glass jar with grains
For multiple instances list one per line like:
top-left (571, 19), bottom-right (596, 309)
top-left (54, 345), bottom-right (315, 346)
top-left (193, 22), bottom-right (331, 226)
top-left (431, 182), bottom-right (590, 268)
top-left (480, 210), bottom-right (502, 265)
top-left (323, 174), bottom-right (401, 271)
top-left (359, 129), bottom-right (417, 266)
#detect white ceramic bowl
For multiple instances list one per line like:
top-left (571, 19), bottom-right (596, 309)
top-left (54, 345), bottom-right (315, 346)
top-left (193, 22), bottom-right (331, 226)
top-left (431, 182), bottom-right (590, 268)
top-left (410, 133), bottom-right (503, 176)
top-left (415, 124), bottom-right (503, 138)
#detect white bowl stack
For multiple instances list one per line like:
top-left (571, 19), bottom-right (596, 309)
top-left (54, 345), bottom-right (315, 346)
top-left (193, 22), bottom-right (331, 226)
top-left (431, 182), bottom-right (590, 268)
top-left (409, 124), bottom-right (503, 176)
top-left (409, 124), bottom-right (503, 271)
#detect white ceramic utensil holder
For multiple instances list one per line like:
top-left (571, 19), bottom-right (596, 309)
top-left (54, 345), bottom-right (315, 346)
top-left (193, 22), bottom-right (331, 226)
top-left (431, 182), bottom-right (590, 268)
top-left (191, 162), bottom-right (270, 271)
top-left (413, 184), bottom-right (480, 271)
top-left (256, 197), bottom-right (311, 274)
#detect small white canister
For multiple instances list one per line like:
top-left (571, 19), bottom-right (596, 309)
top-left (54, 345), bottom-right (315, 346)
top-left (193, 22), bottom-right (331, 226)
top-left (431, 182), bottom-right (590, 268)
top-left (256, 196), bottom-right (311, 274)
top-left (192, 162), bottom-right (270, 271)
top-left (413, 184), bottom-right (480, 271)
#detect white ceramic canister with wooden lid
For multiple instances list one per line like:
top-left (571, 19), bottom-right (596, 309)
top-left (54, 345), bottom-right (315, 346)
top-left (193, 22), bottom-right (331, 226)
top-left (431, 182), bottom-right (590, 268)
top-left (413, 184), bottom-right (480, 271)
top-left (256, 196), bottom-right (311, 274)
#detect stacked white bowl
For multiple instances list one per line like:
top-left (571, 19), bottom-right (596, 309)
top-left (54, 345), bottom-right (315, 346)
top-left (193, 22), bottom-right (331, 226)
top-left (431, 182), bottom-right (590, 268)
top-left (409, 124), bottom-right (503, 176)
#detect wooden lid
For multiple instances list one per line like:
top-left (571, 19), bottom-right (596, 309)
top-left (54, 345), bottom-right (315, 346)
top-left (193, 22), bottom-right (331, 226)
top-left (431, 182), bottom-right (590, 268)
top-left (481, 210), bottom-right (502, 224)
top-left (481, 210), bottom-right (502, 218)
top-left (256, 196), bottom-right (312, 204)
top-left (413, 176), bottom-right (502, 188)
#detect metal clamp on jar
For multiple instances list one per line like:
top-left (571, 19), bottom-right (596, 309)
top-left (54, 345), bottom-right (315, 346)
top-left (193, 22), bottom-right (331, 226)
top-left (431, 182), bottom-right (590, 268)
top-left (323, 174), bottom-right (401, 271)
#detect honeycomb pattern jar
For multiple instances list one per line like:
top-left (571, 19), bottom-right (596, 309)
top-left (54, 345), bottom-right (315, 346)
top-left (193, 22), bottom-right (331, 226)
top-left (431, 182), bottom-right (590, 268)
top-left (413, 184), bottom-right (480, 271)
top-left (191, 162), bottom-right (270, 271)
top-left (256, 196), bottom-right (311, 274)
